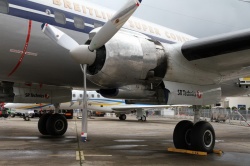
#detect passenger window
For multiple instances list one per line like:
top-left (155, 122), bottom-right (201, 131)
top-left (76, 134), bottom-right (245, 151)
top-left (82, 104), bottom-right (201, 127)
top-left (73, 94), bottom-right (76, 98)
top-left (97, 94), bottom-right (100, 98)
top-left (0, 0), bottom-right (9, 14)
top-left (91, 94), bottom-right (94, 98)
top-left (74, 17), bottom-right (85, 29)
top-left (54, 11), bottom-right (66, 24)
top-left (80, 94), bottom-right (83, 98)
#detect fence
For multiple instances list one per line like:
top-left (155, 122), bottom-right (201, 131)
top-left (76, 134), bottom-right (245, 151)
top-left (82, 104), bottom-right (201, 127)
top-left (171, 108), bottom-right (250, 127)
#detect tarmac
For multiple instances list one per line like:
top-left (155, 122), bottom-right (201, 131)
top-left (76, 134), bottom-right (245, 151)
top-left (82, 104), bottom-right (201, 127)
top-left (1, 115), bottom-right (250, 166)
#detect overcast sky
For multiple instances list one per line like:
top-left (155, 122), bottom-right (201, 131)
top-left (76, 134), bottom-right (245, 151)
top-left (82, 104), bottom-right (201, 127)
top-left (85, 0), bottom-right (250, 38)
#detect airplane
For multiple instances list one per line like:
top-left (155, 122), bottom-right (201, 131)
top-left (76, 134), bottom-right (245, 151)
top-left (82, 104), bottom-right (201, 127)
top-left (1, 0), bottom-right (250, 152)
top-left (4, 90), bottom-right (171, 121)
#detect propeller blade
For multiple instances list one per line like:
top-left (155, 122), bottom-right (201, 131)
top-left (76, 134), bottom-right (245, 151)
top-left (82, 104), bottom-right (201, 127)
top-left (89, 0), bottom-right (142, 51)
top-left (42, 23), bottom-right (79, 50)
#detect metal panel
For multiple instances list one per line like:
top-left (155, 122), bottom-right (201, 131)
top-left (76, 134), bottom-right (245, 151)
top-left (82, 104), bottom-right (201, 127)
top-left (0, 0), bottom-right (8, 14)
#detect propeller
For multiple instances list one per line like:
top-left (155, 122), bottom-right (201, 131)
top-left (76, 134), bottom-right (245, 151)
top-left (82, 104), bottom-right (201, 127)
top-left (42, 0), bottom-right (142, 141)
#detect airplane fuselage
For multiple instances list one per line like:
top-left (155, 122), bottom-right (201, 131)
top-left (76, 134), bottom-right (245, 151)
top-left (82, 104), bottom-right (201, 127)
top-left (0, 0), bottom-right (194, 87)
top-left (1, 0), bottom-right (250, 105)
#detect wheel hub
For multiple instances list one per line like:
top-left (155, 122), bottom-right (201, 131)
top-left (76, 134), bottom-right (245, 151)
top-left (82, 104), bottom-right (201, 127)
top-left (54, 119), bottom-right (64, 132)
top-left (203, 130), bottom-right (213, 148)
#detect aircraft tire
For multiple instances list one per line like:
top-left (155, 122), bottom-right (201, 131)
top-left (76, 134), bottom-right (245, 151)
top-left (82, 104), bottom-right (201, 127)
top-left (173, 120), bottom-right (193, 150)
top-left (141, 115), bottom-right (146, 121)
top-left (190, 121), bottom-right (215, 153)
top-left (119, 114), bottom-right (126, 120)
top-left (46, 114), bottom-right (68, 136)
top-left (38, 114), bottom-right (51, 135)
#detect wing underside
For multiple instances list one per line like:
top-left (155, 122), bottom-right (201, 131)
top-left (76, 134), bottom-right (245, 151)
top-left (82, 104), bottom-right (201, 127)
top-left (181, 29), bottom-right (250, 77)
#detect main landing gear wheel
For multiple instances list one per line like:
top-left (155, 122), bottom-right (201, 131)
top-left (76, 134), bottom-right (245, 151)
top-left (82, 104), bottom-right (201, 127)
top-left (190, 121), bottom-right (215, 153)
top-left (119, 114), bottom-right (126, 120)
top-left (173, 120), bottom-right (193, 150)
top-left (139, 115), bottom-right (146, 122)
top-left (173, 120), bottom-right (215, 153)
top-left (38, 114), bottom-right (51, 135)
top-left (46, 114), bottom-right (68, 136)
top-left (38, 114), bottom-right (68, 136)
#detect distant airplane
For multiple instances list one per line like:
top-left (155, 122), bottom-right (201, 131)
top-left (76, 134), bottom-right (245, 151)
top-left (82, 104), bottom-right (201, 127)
top-left (2, 0), bottom-right (250, 152)
top-left (4, 90), bottom-right (170, 121)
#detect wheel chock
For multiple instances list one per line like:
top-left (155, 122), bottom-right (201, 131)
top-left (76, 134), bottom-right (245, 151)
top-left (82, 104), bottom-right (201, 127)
top-left (168, 148), bottom-right (224, 156)
top-left (213, 149), bottom-right (223, 155)
top-left (168, 148), bottom-right (207, 156)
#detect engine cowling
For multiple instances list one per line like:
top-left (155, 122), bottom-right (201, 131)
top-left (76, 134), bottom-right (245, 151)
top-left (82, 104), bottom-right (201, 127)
top-left (99, 84), bottom-right (170, 104)
top-left (87, 29), bottom-right (167, 88)
top-left (99, 85), bottom-right (155, 99)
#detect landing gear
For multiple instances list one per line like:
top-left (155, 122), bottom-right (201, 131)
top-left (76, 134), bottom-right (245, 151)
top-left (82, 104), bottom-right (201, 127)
top-left (38, 113), bottom-right (68, 136)
top-left (191, 121), bottom-right (215, 153)
top-left (173, 105), bottom-right (215, 153)
top-left (137, 115), bottom-right (146, 121)
top-left (173, 120), bottom-right (215, 153)
top-left (119, 114), bottom-right (126, 120)
top-left (38, 114), bottom-right (51, 135)
top-left (173, 120), bottom-right (193, 150)
top-left (136, 109), bottom-right (147, 121)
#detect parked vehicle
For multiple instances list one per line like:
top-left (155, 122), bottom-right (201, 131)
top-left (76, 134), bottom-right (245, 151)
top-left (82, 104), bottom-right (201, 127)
top-left (211, 107), bottom-right (229, 122)
top-left (58, 109), bottom-right (74, 119)
top-left (10, 112), bottom-right (23, 118)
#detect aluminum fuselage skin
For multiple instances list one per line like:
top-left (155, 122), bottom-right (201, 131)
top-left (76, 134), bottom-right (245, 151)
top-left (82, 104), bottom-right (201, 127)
top-left (0, 0), bottom-right (250, 104)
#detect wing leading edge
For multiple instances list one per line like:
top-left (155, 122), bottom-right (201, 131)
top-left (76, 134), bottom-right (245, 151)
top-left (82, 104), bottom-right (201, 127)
top-left (181, 28), bottom-right (250, 61)
top-left (178, 28), bottom-right (250, 80)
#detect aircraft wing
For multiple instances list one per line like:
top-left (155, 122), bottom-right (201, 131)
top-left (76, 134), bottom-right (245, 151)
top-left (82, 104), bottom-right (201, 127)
top-left (111, 105), bottom-right (175, 111)
top-left (180, 28), bottom-right (250, 79)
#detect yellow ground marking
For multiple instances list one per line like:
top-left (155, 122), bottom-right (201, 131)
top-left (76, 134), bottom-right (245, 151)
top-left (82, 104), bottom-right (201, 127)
top-left (76, 151), bottom-right (85, 161)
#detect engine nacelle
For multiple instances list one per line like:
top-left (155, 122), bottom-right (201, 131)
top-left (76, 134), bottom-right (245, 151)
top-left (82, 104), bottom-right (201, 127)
top-left (99, 85), bottom-right (156, 99)
top-left (87, 29), bottom-right (167, 88)
top-left (0, 82), bottom-right (71, 103)
top-left (99, 84), bottom-right (170, 105)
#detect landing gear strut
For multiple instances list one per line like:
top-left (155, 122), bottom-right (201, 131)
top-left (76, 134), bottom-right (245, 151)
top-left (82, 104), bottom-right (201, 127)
top-left (173, 106), bottom-right (215, 153)
top-left (136, 109), bottom-right (147, 121)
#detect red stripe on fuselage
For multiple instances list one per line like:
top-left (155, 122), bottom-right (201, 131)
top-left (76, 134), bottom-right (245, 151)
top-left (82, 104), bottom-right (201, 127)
top-left (8, 20), bottom-right (32, 77)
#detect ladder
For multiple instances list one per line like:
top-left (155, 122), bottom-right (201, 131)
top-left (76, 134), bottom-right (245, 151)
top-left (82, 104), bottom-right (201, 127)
top-left (236, 111), bottom-right (250, 126)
